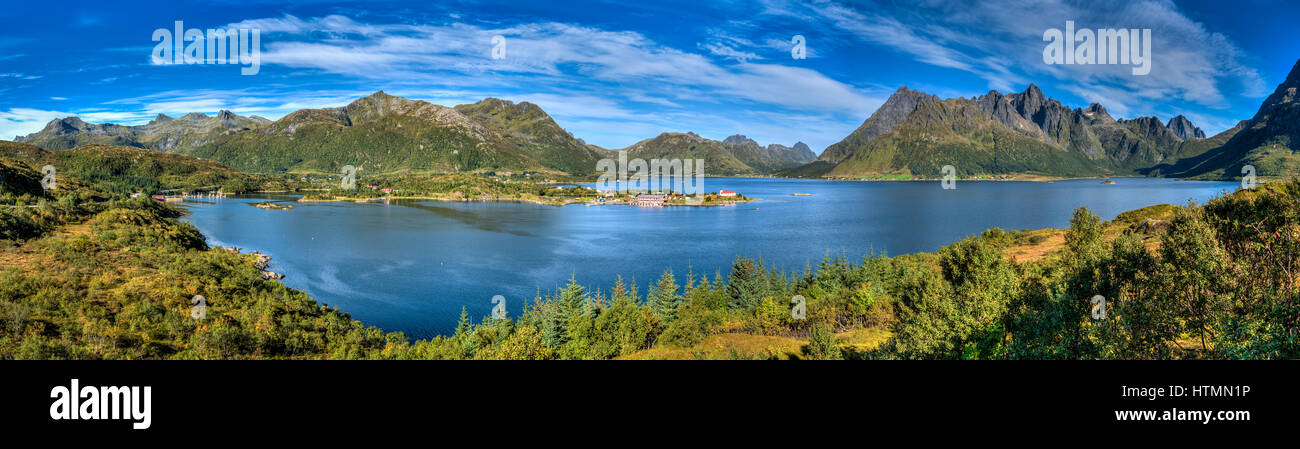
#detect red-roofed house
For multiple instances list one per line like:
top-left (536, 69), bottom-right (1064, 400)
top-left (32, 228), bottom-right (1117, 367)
top-left (719, 190), bottom-right (737, 197)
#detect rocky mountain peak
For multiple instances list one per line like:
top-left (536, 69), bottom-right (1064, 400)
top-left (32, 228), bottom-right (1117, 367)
top-left (1252, 57), bottom-right (1300, 121)
top-left (723, 134), bottom-right (758, 146)
top-left (364, 90), bottom-right (395, 101)
top-left (53, 117), bottom-right (87, 129)
top-left (340, 91), bottom-right (422, 124)
top-left (1079, 103), bottom-right (1115, 125)
top-left (480, 98), bottom-right (546, 116)
top-left (1166, 115), bottom-right (1206, 140)
top-left (1012, 84), bottom-right (1049, 119)
top-left (816, 86), bottom-right (938, 163)
top-left (889, 86), bottom-right (934, 104)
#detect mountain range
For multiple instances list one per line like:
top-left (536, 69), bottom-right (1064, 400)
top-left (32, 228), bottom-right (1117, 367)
top-left (11, 57), bottom-right (1299, 181)
top-left (781, 58), bottom-right (1300, 180)
top-left (784, 84), bottom-right (1215, 179)
top-left (13, 92), bottom-right (814, 177)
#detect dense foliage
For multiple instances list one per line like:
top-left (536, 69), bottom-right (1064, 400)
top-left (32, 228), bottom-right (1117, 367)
top-left (2, 145), bottom-right (1297, 358)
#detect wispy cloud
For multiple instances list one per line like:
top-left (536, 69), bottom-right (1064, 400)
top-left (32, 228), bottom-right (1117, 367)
top-left (232, 15), bottom-right (876, 115)
top-left (3, 1), bottom-right (1271, 150)
top-left (0, 73), bottom-right (41, 80)
top-left (204, 13), bottom-right (880, 148)
top-left (767, 0), bottom-right (1267, 134)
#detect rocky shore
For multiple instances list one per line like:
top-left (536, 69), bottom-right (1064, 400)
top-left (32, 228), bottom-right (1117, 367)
top-left (221, 246), bottom-right (285, 280)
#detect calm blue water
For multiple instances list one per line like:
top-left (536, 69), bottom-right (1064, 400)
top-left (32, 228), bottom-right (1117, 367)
top-left (181, 177), bottom-right (1237, 339)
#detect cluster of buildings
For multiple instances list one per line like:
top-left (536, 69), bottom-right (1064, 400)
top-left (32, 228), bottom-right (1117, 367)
top-left (142, 192), bottom-right (222, 202)
top-left (624, 189), bottom-right (739, 207)
top-left (632, 194), bottom-right (665, 207)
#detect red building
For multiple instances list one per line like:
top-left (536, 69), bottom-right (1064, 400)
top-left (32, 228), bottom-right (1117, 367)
top-left (633, 194), bottom-right (665, 207)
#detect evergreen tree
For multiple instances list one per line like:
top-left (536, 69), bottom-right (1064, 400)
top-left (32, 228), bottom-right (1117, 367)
top-left (727, 257), bottom-right (764, 311)
top-left (648, 268), bottom-right (682, 322)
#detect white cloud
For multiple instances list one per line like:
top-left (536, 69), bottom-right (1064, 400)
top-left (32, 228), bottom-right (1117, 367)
top-left (703, 43), bottom-right (762, 63)
top-left (0, 73), bottom-right (41, 80)
top-left (225, 15), bottom-right (877, 119)
top-left (770, 0), bottom-right (1266, 134)
top-left (0, 108), bottom-right (65, 140)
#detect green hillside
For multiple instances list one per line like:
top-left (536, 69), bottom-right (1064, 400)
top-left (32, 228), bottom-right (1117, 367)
top-left (2, 141), bottom-right (254, 194)
top-left (453, 98), bottom-right (609, 176)
top-left (827, 98), bottom-right (1108, 178)
top-left (622, 132), bottom-right (757, 176)
top-left (785, 83), bottom-right (1233, 179)
top-left (15, 93), bottom-right (610, 177)
top-left (1157, 59), bottom-right (1300, 180)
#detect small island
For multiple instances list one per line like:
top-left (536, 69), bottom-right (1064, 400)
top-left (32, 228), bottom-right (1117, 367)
top-left (254, 201), bottom-right (296, 210)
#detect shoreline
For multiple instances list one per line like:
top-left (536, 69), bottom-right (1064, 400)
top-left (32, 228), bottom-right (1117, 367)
top-left (293, 195), bottom-right (760, 207)
top-left (564, 173), bottom-right (1252, 183)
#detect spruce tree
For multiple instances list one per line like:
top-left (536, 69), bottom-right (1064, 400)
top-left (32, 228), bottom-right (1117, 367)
top-left (648, 268), bottom-right (682, 322)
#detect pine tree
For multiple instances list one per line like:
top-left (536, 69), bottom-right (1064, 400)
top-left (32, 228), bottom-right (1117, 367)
top-left (610, 275), bottom-right (634, 307)
top-left (648, 268), bottom-right (682, 322)
top-left (453, 306), bottom-right (471, 339)
top-left (727, 257), bottom-right (763, 311)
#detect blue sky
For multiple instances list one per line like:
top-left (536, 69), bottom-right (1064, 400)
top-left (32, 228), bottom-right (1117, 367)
top-left (1, 0), bottom-right (1298, 154)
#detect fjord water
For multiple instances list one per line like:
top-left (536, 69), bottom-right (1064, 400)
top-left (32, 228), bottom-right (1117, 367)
top-left (182, 177), bottom-right (1236, 338)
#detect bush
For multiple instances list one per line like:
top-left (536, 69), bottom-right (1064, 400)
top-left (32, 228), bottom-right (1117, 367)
top-left (804, 322), bottom-right (842, 360)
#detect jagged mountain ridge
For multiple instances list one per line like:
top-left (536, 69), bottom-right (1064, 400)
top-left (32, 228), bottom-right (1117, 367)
top-left (16, 111), bottom-right (270, 151)
top-left (720, 134), bottom-right (816, 173)
top-left (620, 132), bottom-right (754, 175)
top-left (616, 132), bottom-right (815, 176)
top-left (786, 83), bottom-right (1216, 178)
top-left (14, 92), bottom-right (606, 175)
